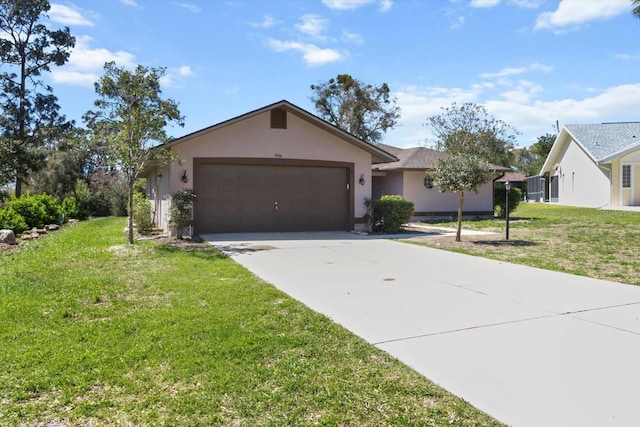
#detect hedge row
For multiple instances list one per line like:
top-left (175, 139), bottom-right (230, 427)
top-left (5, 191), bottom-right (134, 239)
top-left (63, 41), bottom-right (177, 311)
top-left (0, 194), bottom-right (88, 234)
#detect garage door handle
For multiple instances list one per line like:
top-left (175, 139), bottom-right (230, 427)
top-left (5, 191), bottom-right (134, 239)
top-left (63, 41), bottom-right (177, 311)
top-left (274, 201), bottom-right (278, 211)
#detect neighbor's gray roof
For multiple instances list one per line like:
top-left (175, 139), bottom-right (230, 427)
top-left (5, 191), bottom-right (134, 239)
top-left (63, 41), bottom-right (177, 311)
top-left (565, 122), bottom-right (640, 162)
top-left (373, 143), bottom-right (448, 170)
top-left (373, 143), bottom-right (511, 172)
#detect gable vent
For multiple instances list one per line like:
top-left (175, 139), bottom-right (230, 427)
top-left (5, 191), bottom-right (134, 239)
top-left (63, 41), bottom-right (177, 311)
top-left (271, 108), bottom-right (287, 129)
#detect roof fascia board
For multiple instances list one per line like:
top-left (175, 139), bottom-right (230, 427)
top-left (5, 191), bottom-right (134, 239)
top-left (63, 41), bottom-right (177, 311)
top-left (598, 141), bottom-right (640, 163)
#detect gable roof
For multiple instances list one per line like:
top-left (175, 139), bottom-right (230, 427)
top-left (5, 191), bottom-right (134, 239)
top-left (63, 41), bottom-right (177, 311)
top-left (565, 122), bottom-right (640, 162)
top-left (373, 143), bottom-right (511, 172)
top-left (161, 100), bottom-right (397, 164)
top-left (541, 122), bottom-right (640, 174)
top-left (373, 143), bottom-right (448, 171)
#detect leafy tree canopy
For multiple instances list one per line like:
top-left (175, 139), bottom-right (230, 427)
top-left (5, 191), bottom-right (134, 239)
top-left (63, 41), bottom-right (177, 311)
top-left (634, 0), bottom-right (640, 19)
top-left (513, 132), bottom-right (556, 177)
top-left (310, 74), bottom-right (400, 144)
top-left (426, 102), bottom-right (518, 167)
top-left (433, 153), bottom-right (491, 242)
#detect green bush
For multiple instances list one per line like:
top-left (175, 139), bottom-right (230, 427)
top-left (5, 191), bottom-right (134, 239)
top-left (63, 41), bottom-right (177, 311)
top-left (169, 188), bottom-right (197, 239)
top-left (370, 195), bottom-right (414, 233)
top-left (61, 196), bottom-right (90, 221)
top-left (494, 185), bottom-right (522, 218)
top-left (0, 207), bottom-right (28, 234)
top-left (9, 194), bottom-right (62, 229)
top-left (132, 192), bottom-right (155, 234)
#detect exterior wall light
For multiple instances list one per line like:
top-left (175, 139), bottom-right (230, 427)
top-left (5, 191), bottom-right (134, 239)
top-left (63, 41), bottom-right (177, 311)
top-left (181, 170), bottom-right (188, 183)
top-left (359, 173), bottom-right (365, 185)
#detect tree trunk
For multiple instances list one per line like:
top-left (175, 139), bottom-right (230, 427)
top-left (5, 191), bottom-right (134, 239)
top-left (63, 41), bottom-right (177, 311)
top-left (128, 181), bottom-right (134, 244)
top-left (15, 177), bottom-right (22, 198)
top-left (456, 190), bottom-right (464, 242)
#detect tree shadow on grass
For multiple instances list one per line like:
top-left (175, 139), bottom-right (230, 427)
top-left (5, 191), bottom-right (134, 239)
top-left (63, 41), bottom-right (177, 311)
top-left (155, 242), bottom-right (229, 260)
top-left (472, 239), bottom-right (538, 247)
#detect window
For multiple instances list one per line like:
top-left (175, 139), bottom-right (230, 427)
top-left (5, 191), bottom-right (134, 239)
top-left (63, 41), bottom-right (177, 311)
top-left (622, 165), bottom-right (631, 188)
top-left (271, 108), bottom-right (287, 129)
top-left (423, 175), bottom-right (434, 189)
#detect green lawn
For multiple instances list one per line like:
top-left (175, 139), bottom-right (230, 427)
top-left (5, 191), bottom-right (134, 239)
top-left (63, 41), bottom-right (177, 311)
top-left (408, 203), bottom-right (640, 286)
top-left (0, 218), bottom-right (502, 426)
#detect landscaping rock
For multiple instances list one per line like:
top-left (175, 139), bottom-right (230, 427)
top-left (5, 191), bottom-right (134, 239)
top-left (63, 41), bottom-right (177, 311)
top-left (0, 229), bottom-right (16, 245)
top-left (21, 232), bottom-right (38, 240)
top-left (45, 224), bottom-right (60, 231)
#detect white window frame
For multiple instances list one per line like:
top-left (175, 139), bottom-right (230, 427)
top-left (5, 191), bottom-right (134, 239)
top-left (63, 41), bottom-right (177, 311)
top-left (622, 164), bottom-right (631, 188)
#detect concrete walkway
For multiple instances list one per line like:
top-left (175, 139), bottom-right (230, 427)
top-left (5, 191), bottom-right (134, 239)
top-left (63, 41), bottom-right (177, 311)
top-left (202, 232), bottom-right (640, 427)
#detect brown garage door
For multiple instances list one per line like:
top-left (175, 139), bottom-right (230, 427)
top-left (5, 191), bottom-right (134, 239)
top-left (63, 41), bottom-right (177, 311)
top-left (194, 162), bottom-right (351, 233)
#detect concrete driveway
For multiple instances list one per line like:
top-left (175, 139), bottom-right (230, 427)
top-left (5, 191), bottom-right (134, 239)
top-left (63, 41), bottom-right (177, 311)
top-left (202, 232), bottom-right (640, 427)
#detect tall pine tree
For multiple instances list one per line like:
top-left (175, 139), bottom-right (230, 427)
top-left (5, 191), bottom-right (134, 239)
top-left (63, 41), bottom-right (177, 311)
top-left (0, 0), bottom-right (75, 196)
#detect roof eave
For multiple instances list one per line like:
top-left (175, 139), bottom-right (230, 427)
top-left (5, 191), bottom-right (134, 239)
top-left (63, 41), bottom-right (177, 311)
top-left (155, 100), bottom-right (398, 164)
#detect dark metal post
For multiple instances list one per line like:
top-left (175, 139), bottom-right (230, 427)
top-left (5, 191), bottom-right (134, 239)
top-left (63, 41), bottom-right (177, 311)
top-left (505, 181), bottom-right (511, 240)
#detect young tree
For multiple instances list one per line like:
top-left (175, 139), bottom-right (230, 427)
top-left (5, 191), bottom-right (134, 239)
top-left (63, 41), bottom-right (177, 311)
top-left (84, 62), bottom-right (184, 244)
top-left (0, 0), bottom-right (75, 196)
top-left (426, 103), bottom-right (518, 241)
top-left (433, 154), bottom-right (491, 242)
top-left (426, 102), bottom-right (517, 167)
top-left (310, 74), bottom-right (400, 144)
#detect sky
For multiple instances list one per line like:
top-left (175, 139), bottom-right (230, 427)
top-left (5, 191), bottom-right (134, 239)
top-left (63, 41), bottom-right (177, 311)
top-left (38, 0), bottom-right (640, 149)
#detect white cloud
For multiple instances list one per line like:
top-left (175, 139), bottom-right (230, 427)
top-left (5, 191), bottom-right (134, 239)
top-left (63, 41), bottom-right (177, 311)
top-left (266, 38), bottom-right (345, 66)
top-left (480, 63), bottom-right (553, 79)
top-left (379, 0), bottom-right (393, 12)
top-left (49, 4), bottom-right (94, 26)
top-left (177, 3), bottom-right (202, 13)
top-left (295, 14), bottom-right (329, 39)
top-left (159, 65), bottom-right (195, 88)
top-left (322, 0), bottom-right (392, 12)
top-left (509, 0), bottom-right (544, 8)
top-left (450, 15), bottom-right (465, 29)
top-left (120, 0), bottom-right (138, 6)
top-left (389, 81), bottom-right (640, 148)
top-left (535, 0), bottom-right (630, 32)
top-left (250, 15), bottom-right (280, 29)
top-left (470, 0), bottom-right (501, 8)
top-left (50, 35), bottom-right (136, 87)
top-left (341, 30), bottom-right (365, 44)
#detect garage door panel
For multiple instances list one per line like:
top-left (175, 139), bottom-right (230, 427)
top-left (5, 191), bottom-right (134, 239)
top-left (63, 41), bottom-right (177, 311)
top-left (194, 163), bottom-right (349, 233)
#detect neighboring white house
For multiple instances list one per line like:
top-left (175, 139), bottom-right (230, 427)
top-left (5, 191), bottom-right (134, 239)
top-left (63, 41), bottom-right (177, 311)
top-left (533, 122), bottom-right (640, 208)
top-left (372, 144), bottom-right (509, 220)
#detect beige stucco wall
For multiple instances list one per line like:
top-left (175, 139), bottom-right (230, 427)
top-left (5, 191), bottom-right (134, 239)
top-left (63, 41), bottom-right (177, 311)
top-left (372, 171), bottom-right (404, 199)
top-left (555, 139), bottom-right (611, 208)
top-left (401, 170), bottom-right (494, 214)
top-left (163, 110), bottom-right (373, 219)
top-left (372, 170), bottom-right (494, 218)
top-left (616, 149), bottom-right (640, 206)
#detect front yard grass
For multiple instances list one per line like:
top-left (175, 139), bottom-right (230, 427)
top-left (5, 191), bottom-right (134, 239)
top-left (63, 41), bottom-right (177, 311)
top-left (0, 217), bottom-right (502, 426)
top-left (407, 203), bottom-right (640, 286)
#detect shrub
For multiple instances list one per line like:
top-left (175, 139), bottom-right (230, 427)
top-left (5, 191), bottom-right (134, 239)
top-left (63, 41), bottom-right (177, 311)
top-left (61, 196), bottom-right (90, 221)
top-left (9, 194), bottom-right (61, 229)
top-left (132, 192), bottom-right (155, 234)
top-left (0, 207), bottom-right (28, 234)
top-left (494, 185), bottom-right (522, 218)
top-left (169, 188), bottom-right (197, 239)
top-left (370, 195), bottom-right (414, 233)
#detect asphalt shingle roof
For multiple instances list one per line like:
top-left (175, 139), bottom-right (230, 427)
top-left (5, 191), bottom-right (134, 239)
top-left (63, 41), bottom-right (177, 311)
top-left (373, 143), bottom-right (510, 172)
top-left (374, 143), bottom-right (448, 170)
top-left (565, 122), bottom-right (640, 162)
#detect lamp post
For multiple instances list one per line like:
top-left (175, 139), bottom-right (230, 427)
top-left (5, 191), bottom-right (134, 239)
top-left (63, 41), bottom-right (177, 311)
top-left (505, 181), bottom-right (511, 240)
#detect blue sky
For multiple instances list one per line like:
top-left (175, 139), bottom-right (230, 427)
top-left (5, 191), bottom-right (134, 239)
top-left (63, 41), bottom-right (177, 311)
top-left (44, 0), bottom-right (640, 148)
